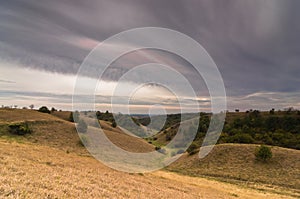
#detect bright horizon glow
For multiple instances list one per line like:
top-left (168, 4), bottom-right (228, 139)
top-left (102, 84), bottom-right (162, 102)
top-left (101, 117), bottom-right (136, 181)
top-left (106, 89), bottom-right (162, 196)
top-left (1, 61), bottom-right (299, 114)
top-left (0, 62), bottom-right (211, 113)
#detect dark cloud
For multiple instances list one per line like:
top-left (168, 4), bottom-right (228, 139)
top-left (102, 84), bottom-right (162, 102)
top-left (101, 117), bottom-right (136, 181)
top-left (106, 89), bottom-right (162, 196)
top-left (0, 0), bottom-right (300, 109)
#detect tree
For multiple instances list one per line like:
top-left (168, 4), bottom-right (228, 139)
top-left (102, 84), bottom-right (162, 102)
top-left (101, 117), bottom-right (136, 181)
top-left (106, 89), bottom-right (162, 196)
top-left (285, 107), bottom-right (294, 114)
top-left (51, 107), bottom-right (57, 112)
top-left (96, 111), bottom-right (101, 120)
top-left (269, 108), bottom-right (275, 115)
top-left (228, 133), bottom-right (254, 144)
top-left (69, 112), bottom-right (74, 122)
top-left (77, 119), bottom-right (88, 133)
top-left (29, 104), bottom-right (34, 110)
top-left (38, 106), bottom-right (50, 114)
top-left (111, 120), bottom-right (117, 128)
top-left (255, 145), bottom-right (272, 162)
top-left (69, 111), bottom-right (80, 123)
top-left (74, 111), bottom-right (80, 122)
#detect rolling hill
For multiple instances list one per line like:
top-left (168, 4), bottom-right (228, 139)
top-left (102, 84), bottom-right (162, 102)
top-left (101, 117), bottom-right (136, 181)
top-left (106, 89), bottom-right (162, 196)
top-left (166, 144), bottom-right (300, 192)
top-left (0, 108), bottom-right (299, 198)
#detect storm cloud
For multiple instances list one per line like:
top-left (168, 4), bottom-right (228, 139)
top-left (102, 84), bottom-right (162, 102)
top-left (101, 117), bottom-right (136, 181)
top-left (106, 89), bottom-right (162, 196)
top-left (0, 0), bottom-right (300, 111)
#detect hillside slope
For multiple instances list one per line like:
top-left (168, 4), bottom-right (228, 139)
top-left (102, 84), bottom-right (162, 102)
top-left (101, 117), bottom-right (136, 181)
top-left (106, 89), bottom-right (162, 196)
top-left (0, 140), bottom-right (295, 199)
top-left (0, 109), bottom-right (154, 154)
top-left (0, 108), bottom-right (299, 198)
top-left (167, 144), bottom-right (300, 191)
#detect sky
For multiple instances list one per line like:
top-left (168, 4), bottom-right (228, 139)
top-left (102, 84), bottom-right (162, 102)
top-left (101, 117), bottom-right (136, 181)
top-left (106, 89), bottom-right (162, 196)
top-left (0, 0), bottom-right (300, 113)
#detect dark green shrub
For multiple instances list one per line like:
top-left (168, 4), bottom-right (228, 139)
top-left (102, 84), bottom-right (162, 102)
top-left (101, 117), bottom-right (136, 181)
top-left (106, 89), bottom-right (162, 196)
top-left (111, 121), bottom-right (117, 128)
top-left (187, 143), bottom-right (198, 155)
top-left (255, 145), bottom-right (272, 162)
top-left (38, 106), bottom-right (50, 114)
top-left (9, 123), bottom-right (31, 135)
top-left (228, 133), bottom-right (254, 144)
top-left (69, 112), bottom-right (74, 122)
top-left (69, 111), bottom-right (80, 123)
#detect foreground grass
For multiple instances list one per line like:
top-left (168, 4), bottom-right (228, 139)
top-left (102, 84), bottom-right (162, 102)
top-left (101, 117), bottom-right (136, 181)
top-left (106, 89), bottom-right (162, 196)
top-left (0, 139), bottom-right (296, 199)
top-left (0, 108), bottom-right (299, 198)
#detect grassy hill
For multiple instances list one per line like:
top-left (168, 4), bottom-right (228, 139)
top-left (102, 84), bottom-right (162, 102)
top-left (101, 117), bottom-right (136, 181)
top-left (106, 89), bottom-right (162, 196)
top-left (0, 108), bottom-right (61, 123)
top-left (166, 144), bottom-right (300, 191)
top-left (0, 108), bottom-right (299, 198)
top-left (50, 110), bottom-right (72, 121)
top-left (98, 120), bottom-right (154, 153)
top-left (0, 108), bottom-right (154, 154)
top-left (1, 140), bottom-right (294, 199)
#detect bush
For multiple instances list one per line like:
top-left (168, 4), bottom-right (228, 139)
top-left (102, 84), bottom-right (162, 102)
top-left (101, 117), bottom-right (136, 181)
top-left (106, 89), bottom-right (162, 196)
top-left (111, 121), bottom-right (117, 128)
top-left (155, 146), bottom-right (161, 151)
top-left (38, 106), bottom-right (50, 114)
top-left (255, 145), bottom-right (272, 162)
top-left (77, 119), bottom-right (88, 133)
top-left (228, 133), bottom-right (254, 144)
top-left (166, 134), bottom-right (172, 141)
top-left (9, 123), bottom-right (31, 135)
top-left (69, 112), bottom-right (74, 122)
top-left (187, 143), bottom-right (198, 155)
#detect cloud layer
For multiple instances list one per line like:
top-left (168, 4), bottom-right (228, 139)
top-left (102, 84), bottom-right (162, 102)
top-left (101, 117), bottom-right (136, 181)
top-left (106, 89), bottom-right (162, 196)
top-left (0, 0), bottom-right (300, 111)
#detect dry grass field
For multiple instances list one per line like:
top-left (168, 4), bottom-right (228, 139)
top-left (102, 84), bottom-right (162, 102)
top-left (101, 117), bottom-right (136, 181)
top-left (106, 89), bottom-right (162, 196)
top-left (0, 108), bottom-right (299, 198)
top-left (0, 109), bottom-right (60, 123)
top-left (167, 144), bottom-right (300, 196)
top-left (98, 120), bottom-right (155, 153)
top-left (0, 140), bottom-right (296, 199)
top-left (50, 111), bottom-right (72, 122)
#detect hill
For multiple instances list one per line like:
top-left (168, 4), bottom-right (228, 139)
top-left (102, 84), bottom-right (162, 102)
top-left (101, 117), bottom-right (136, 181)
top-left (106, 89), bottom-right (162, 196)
top-left (0, 139), bottom-right (296, 198)
top-left (0, 108), bottom-right (61, 123)
top-left (0, 108), bottom-right (154, 154)
top-left (0, 108), bottom-right (299, 198)
top-left (98, 120), bottom-right (154, 153)
top-left (166, 144), bottom-right (300, 194)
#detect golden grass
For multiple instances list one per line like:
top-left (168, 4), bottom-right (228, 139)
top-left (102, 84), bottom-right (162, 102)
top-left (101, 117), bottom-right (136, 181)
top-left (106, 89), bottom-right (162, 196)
top-left (0, 109), bottom-right (153, 154)
top-left (0, 140), bottom-right (295, 199)
top-left (50, 111), bottom-right (72, 121)
top-left (0, 109), bottom-right (299, 198)
top-left (0, 109), bottom-right (61, 123)
top-left (99, 121), bottom-right (154, 153)
top-left (166, 144), bottom-right (300, 192)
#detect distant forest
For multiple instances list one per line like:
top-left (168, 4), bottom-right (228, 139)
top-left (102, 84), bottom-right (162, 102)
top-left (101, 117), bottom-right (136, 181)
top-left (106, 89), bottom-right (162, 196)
top-left (89, 108), bottom-right (300, 150)
top-left (137, 109), bottom-right (300, 150)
